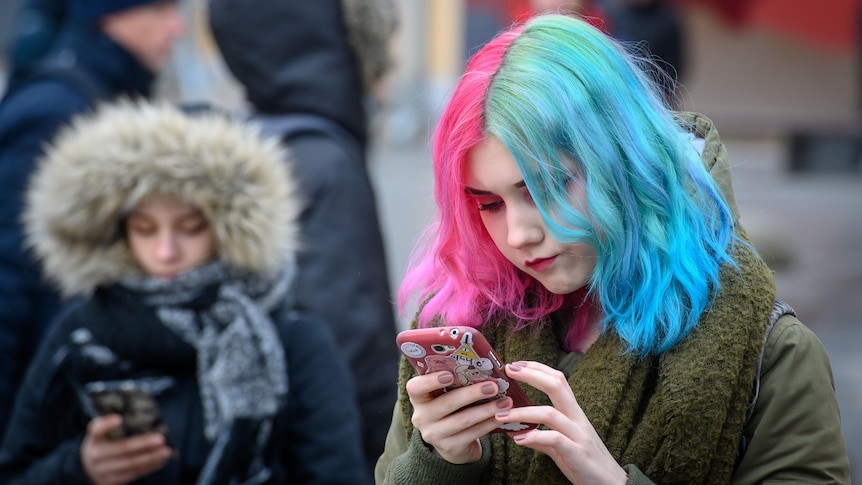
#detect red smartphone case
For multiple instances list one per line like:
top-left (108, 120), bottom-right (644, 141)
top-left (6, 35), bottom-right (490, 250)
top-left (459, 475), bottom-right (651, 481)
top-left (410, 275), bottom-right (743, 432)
top-left (397, 326), bottom-right (537, 433)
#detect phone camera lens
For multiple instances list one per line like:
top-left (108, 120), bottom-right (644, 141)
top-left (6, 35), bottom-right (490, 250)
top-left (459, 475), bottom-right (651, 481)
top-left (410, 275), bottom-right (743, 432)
top-left (449, 328), bottom-right (459, 338)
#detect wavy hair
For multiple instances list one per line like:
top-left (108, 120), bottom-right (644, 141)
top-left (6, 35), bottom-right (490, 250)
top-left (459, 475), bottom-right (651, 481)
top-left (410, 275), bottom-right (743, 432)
top-left (399, 15), bottom-right (737, 355)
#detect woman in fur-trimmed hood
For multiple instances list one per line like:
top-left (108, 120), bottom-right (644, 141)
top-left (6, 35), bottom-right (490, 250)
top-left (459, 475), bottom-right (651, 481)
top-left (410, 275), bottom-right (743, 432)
top-left (26, 100), bottom-right (298, 297)
top-left (0, 101), bottom-right (367, 485)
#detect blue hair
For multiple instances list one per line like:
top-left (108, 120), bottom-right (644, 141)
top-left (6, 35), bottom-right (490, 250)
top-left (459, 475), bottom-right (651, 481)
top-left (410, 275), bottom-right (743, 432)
top-left (484, 15), bottom-right (738, 355)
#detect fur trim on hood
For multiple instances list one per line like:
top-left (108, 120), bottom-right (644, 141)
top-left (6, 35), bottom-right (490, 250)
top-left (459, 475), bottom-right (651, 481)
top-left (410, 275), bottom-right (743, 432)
top-left (24, 100), bottom-right (300, 297)
top-left (340, 0), bottom-right (397, 91)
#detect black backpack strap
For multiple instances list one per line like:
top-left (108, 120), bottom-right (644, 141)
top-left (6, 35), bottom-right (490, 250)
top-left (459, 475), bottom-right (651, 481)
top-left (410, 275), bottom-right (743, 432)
top-left (737, 299), bottom-right (797, 463)
top-left (252, 113), bottom-right (362, 161)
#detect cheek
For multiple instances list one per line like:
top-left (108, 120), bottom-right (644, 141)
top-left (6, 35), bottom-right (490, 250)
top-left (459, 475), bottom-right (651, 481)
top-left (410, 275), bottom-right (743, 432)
top-left (480, 216), bottom-right (520, 265)
top-left (126, 234), bottom-right (146, 258)
top-left (126, 237), bottom-right (155, 271)
top-left (197, 233), bottom-right (218, 261)
top-left (480, 215), bottom-right (506, 247)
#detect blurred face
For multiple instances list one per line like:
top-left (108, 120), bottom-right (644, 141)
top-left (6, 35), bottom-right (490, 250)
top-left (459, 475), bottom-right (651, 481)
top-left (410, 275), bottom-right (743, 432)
top-left (126, 197), bottom-right (217, 279)
top-left (100, 2), bottom-right (184, 71)
top-left (465, 136), bottom-right (597, 295)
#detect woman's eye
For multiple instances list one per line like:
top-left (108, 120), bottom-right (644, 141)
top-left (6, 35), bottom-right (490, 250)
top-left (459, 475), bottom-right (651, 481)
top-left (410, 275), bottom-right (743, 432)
top-left (179, 221), bottom-right (208, 235)
top-left (478, 201), bottom-right (503, 213)
top-left (128, 223), bottom-right (156, 236)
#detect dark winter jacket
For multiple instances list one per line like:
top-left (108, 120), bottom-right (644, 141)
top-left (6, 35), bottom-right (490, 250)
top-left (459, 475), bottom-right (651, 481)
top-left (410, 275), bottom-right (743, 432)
top-left (0, 23), bottom-right (153, 438)
top-left (0, 102), bottom-right (368, 484)
top-left (209, 0), bottom-right (400, 474)
top-left (5, 0), bottom-right (67, 84)
top-left (0, 291), bottom-right (367, 485)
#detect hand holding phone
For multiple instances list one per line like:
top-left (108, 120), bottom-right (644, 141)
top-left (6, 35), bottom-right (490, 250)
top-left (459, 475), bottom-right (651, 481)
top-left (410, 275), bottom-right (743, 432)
top-left (397, 326), bottom-right (537, 433)
top-left (81, 414), bottom-right (172, 484)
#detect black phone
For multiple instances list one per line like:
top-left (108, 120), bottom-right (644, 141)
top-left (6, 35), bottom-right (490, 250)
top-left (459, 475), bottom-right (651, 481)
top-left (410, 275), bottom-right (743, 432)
top-left (84, 378), bottom-right (171, 440)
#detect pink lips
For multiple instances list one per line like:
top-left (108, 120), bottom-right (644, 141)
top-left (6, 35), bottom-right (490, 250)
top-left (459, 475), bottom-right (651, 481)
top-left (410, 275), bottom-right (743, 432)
top-left (525, 256), bottom-right (557, 272)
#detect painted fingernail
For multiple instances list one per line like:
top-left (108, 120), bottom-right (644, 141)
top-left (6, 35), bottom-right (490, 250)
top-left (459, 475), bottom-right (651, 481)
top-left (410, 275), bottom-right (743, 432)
top-left (496, 397), bottom-right (511, 409)
top-left (481, 383), bottom-right (496, 395)
top-left (495, 410), bottom-right (510, 418)
top-left (507, 363), bottom-right (522, 372)
top-left (513, 433), bottom-right (527, 442)
top-left (438, 373), bottom-right (453, 384)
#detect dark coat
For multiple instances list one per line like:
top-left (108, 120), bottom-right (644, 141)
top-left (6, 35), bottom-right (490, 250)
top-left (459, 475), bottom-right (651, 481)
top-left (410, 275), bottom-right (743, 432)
top-left (0, 23), bottom-right (153, 437)
top-left (0, 286), bottom-right (368, 484)
top-left (210, 0), bottom-right (372, 147)
top-left (209, 0), bottom-right (400, 473)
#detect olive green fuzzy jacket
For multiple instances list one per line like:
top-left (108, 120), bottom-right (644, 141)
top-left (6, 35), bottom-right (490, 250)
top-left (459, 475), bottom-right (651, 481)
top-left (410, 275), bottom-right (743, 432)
top-left (374, 114), bottom-right (850, 484)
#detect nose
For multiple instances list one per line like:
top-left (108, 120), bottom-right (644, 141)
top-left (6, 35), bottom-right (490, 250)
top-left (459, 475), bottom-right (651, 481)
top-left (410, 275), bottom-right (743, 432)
top-left (156, 231), bottom-right (180, 262)
top-left (506, 204), bottom-right (543, 249)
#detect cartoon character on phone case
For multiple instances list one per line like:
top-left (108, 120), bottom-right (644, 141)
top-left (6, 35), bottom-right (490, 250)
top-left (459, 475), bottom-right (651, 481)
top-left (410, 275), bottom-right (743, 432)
top-left (424, 354), bottom-right (457, 375)
top-left (450, 332), bottom-right (510, 398)
top-left (397, 327), bottom-right (538, 433)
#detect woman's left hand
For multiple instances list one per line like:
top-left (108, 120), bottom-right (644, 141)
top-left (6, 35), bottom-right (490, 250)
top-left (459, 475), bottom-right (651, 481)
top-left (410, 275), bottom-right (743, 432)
top-left (496, 361), bottom-right (627, 485)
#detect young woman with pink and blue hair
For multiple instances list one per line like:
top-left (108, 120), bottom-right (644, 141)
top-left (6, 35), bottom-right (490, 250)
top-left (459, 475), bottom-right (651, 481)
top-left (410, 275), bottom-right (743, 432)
top-left (375, 13), bottom-right (849, 485)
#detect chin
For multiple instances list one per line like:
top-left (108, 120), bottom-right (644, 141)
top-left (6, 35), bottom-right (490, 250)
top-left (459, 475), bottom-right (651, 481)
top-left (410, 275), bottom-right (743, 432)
top-left (541, 282), bottom-right (578, 295)
top-left (538, 277), bottom-right (587, 296)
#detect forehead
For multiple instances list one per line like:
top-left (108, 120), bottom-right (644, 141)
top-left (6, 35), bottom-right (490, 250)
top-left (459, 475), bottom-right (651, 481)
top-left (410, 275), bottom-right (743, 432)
top-left (465, 136), bottom-right (522, 190)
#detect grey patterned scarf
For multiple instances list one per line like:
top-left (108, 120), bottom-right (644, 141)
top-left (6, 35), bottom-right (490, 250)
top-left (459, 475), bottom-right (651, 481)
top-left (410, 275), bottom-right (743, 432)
top-left (121, 260), bottom-right (292, 442)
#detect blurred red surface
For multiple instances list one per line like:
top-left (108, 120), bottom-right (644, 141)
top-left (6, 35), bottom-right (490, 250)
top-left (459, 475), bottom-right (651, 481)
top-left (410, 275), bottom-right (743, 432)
top-left (750, 0), bottom-right (859, 54)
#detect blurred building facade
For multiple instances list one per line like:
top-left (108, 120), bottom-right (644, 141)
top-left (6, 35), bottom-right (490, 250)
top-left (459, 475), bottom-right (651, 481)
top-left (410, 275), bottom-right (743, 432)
top-left (3, 0), bottom-right (852, 151)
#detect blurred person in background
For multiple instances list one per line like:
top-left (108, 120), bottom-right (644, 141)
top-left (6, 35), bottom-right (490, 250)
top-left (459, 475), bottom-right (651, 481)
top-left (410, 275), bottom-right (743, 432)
top-left (598, 0), bottom-right (686, 107)
top-left (0, 0), bottom-right (184, 440)
top-left (466, 1), bottom-right (685, 106)
top-left (208, 0), bottom-right (400, 479)
top-left (0, 100), bottom-right (367, 484)
top-left (524, 0), bottom-right (686, 105)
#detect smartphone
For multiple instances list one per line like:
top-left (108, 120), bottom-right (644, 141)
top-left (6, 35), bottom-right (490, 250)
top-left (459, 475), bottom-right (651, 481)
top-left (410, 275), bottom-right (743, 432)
top-left (85, 379), bottom-right (169, 440)
top-left (397, 326), bottom-right (537, 433)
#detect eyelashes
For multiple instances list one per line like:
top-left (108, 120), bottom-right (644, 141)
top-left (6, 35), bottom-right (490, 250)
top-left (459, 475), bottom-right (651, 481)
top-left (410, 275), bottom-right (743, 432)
top-left (478, 201), bottom-right (503, 213)
top-left (475, 189), bottom-right (535, 214)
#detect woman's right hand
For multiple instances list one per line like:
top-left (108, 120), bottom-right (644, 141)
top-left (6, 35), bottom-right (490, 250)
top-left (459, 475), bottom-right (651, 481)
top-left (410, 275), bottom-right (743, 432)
top-left (405, 371), bottom-right (513, 464)
top-left (80, 414), bottom-right (172, 485)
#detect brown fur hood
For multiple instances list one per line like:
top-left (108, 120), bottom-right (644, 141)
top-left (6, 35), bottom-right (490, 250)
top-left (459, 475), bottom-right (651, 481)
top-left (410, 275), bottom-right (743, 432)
top-left (24, 100), bottom-right (300, 297)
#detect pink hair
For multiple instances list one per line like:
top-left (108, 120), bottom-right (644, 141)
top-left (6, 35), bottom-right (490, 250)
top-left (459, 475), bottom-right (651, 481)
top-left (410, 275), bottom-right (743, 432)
top-left (398, 26), bottom-right (583, 340)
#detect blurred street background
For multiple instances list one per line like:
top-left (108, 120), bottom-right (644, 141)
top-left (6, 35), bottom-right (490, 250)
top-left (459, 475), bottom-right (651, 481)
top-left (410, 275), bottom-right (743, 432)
top-left (1, 0), bottom-right (859, 480)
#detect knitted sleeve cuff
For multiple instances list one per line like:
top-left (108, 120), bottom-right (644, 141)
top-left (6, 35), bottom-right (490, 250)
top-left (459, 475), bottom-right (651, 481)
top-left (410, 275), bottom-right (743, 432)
top-left (386, 429), bottom-right (491, 485)
top-left (623, 464), bottom-right (657, 485)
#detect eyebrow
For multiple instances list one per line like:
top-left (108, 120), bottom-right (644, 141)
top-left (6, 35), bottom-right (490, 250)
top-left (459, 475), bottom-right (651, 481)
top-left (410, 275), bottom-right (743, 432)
top-left (464, 180), bottom-right (526, 195)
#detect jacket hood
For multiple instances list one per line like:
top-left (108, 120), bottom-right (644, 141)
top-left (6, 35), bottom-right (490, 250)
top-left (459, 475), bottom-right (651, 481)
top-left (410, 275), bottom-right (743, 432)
top-left (679, 111), bottom-right (740, 222)
top-left (24, 100), bottom-right (300, 297)
top-left (208, 0), bottom-right (396, 146)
